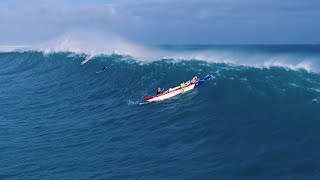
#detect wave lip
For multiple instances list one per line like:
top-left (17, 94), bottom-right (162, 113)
top-left (1, 44), bottom-right (320, 72)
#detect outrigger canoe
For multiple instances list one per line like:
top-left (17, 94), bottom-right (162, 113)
top-left (143, 75), bottom-right (212, 102)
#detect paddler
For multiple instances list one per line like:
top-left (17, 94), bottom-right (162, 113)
top-left (156, 87), bottom-right (163, 95)
top-left (179, 82), bottom-right (184, 89)
top-left (191, 75), bottom-right (198, 84)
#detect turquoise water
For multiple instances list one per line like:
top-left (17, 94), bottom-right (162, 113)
top-left (1, 45), bottom-right (320, 179)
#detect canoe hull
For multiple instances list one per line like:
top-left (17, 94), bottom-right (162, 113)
top-left (144, 83), bottom-right (195, 102)
top-left (143, 75), bottom-right (212, 102)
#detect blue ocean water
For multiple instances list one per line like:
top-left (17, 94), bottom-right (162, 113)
top-left (0, 45), bottom-right (320, 179)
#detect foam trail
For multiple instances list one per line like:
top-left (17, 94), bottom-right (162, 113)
top-left (81, 55), bottom-right (94, 65)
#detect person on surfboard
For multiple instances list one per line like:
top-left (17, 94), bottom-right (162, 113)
top-left (96, 66), bottom-right (107, 74)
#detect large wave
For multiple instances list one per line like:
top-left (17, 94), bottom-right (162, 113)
top-left (1, 50), bottom-right (319, 104)
top-left (1, 31), bottom-right (319, 72)
top-left (1, 51), bottom-right (320, 179)
top-left (6, 48), bottom-right (320, 72)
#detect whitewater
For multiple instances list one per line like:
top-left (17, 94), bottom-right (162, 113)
top-left (1, 45), bottom-right (320, 179)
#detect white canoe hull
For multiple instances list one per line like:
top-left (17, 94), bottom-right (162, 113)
top-left (145, 83), bottom-right (195, 102)
top-left (143, 75), bottom-right (212, 102)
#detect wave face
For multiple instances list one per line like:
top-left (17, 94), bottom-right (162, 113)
top-left (1, 45), bottom-right (320, 179)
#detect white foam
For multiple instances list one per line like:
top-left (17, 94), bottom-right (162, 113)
top-left (262, 59), bottom-right (313, 71)
top-left (2, 31), bottom-right (319, 73)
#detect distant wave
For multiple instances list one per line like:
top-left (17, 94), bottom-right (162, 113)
top-left (0, 45), bottom-right (31, 52)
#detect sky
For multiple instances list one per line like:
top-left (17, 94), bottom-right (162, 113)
top-left (0, 0), bottom-right (320, 45)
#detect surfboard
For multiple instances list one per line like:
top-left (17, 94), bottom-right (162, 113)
top-left (96, 69), bottom-right (106, 74)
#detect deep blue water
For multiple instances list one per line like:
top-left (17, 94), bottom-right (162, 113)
top-left (1, 45), bottom-right (320, 179)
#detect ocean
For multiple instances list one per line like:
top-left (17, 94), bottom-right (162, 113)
top-left (0, 45), bottom-right (320, 179)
